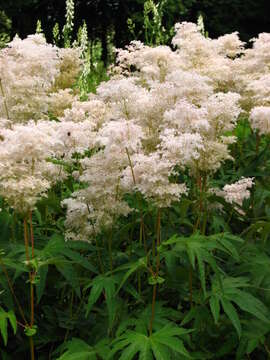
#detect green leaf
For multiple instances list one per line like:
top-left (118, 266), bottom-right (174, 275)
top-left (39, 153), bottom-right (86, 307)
top-left (0, 310), bottom-right (8, 346)
top-left (115, 258), bottom-right (147, 295)
top-left (209, 295), bottom-right (220, 324)
top-left (0, 308), bottom-right (17, 346)
top-left (151, 341), bottom-right (170, 360)
top-left (24, 325), bottom-right (37, 337)
top-left (110, 324), bottom-right (191, 360)
top-left (36, 265), bottom-right (48, 303)
top-left (86, 275), bottom-right (117, 328)
top-left (7, 311), bottom-right (16, 335)
top-left (86, 281), bottom-right (104, 316)
top-left (152, 325), bottom-right (191, 358)
top-left (246, 338), bottom-right (259, 354)
top-left (195, 249), bottom-right (206, 297)
top-left (221, 298), bottom-right (241, 338)
top-left (148, 275), bottom-right (165, 285)
top-left (44, 234), bottom-right (97, 274)
top-left (119, 342), bottom-right (144, 360)
top-left (56, 338), bottom-right (97, 360)
top-left (232, 290), bottom-right (270, 323)
top-left (55, 263), bottom-right (81, 297)
top-left (58, 351), bottom-right (96, 360)
top-left (186, 244), bottom-right (196, 270)
top-left (62, 248), bottom-right (97, 273)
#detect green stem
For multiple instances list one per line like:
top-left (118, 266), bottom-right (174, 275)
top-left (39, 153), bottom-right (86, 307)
top-left (24, 216), bottom-right (35, 360)
top-left (108, 230), bottom-right (113, 272)
top-left (156, 209), bottom-right (161, 272)
top-left (29, 337), bottom-right (35, 360)
top-left (126, 147), bottom-right (149, 295)
top-left (137, 272), bottom-right (141, 295)
top-left (149, 283), bottom-right (157, 336)
top-left (29, 213), bottom-right (36, 328)
top-left (189, 266), bottom-right (193, 308)
top-left (95, 237), bottom-right (104, 274)
top-left (256, 132), bottom-right (260, 156)
top-left (200, 174), bottom-right (208, 235)
top-left (149, 208), bottom-right (162, 336)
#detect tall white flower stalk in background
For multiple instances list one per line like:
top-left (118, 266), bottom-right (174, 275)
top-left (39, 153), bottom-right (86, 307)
top-left (63, 0), bottom-right (75, 47)
top-left (78, 21), bottom-right (91, 96)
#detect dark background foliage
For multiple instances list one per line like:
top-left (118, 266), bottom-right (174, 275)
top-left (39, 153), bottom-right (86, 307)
top-left (0, 0), bottom-right (270, 61)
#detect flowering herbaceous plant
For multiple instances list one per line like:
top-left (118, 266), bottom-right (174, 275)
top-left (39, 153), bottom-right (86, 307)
top-left (0, 20), bottom-right (270, 359)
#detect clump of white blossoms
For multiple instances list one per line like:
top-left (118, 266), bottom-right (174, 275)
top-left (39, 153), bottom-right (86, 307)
top-left (63, 22), bottom-right (245, 241)
top-left (230, 31), bottom-right (270, 132)
top-left (1, 21), bottom-right (266, 241)
top-left (0, 121), bottom-right (64, 214)
top-left (250, 106), bottom-right (270, 135)
top-left (172, 22), bottom-right (245, 90)
top-left (0, 34), bottom-right (81, 123)
top-left (223, 177), bottom-right (254, 207)
top-left (209, 177), bottom-right (254, 214)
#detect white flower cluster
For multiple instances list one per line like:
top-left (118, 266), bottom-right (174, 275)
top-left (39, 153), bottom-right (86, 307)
top-left (223, 177), bottom-right (254, 207)
top-left (64, 0), bottom-right (75, 33)
top-left (210, 177), bottom-right (254, 212)
top-left (250, 107), bottom-right (270, 135)
top-left (0, 121), bottom-right (63, 213)
top-left (0, 34), bottom-right (81, 122)
top-left (0, 22), bottom-right (267, 240)
top-left (63, 22), bottom-right (246, 240)
top-left (230, 32), bottom-right (270, 134)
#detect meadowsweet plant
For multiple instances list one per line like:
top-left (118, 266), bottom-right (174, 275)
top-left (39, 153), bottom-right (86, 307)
top-left (60, 23), bottom-right (270, 358)
top-left (1, 20), bottom-right (270, 360)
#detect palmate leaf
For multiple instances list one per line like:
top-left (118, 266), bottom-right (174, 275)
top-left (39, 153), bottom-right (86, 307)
top-left (161, 233), bottom-right (218, 296)
top-left (161, 232), bottom-right (243, 297)
top-left (44, 234), bottom-right (97, 274)
top-left (109, 324), bottom-right (192, 360)
top-left (116, 302), bottom-right (182, 336)
top-left (236, 318), bottom-right (270, 359)
top-left (55, 261), bottom-right (81, 297)
top-left (33, 234), bottom-right (98, 299)
top-left (238, 244), bottom-right (270, 287)
top-left (114, 257), bottom-right (147, 295)
top-left (210, 276), bottom-right (270, 337)
top-left (181, 304), bottom-right (211, 330)
top-left (136, 302), bottom-right (182, 334)
top-left (85, 274), bottom-right (118, 328)
top-left (55, 338), bottom-right (110, 360)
